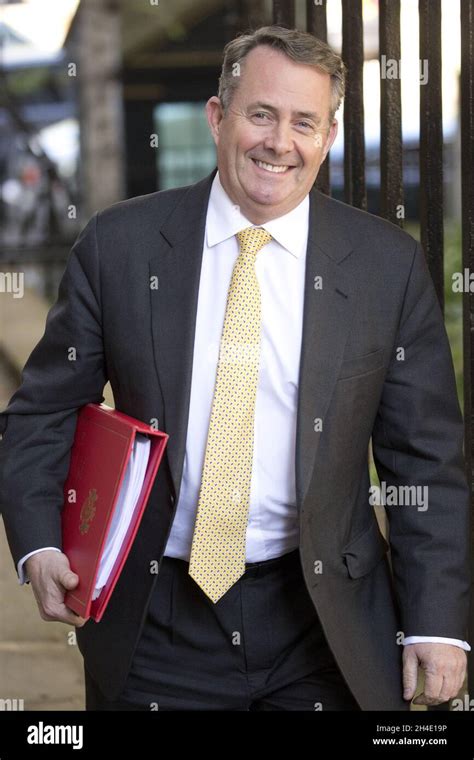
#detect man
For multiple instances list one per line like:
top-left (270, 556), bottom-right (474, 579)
top-left (0, 26), bottom-right (470, 711)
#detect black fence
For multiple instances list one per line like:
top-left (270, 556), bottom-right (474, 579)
top-left (273, 0), bottom-right (474, 700)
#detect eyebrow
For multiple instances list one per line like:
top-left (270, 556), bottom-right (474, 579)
top-left (246, 102), bottom-right (322, 124)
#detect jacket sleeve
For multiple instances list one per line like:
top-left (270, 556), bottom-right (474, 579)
top-left (372, 241), bottom-right (471, 641)
top-left (0, 213), bottom-right (107, 572)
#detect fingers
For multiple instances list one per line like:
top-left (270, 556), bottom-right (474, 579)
top-left (59, 568), bottom-right (81, 591)
top-left (413, 671), bottom-right (465, 706)
top-left (402, 646), bottom-right (419, 701)
top-left (412, 670), bottom-right (444, 705)
top-left (40, 601), bottom-right (86, 628)
top-left (37, 579), bottom-right (87, 627)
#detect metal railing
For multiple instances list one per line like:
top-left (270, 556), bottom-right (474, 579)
top-left (272, 0), bottom-right (474, 702)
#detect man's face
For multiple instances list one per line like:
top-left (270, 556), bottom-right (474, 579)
top-left (206, 45), bottom-right (338, 224)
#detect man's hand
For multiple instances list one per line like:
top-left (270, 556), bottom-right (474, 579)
top-left (403, 642), bottom-right (466, 705)
top-left (25, 550), bottom-right (86, 627)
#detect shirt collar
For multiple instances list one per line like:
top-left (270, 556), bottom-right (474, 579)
top-left (206, 171), bottom-right (309, 259)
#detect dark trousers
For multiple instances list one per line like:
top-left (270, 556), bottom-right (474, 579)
top-left (85, 548), bottom-right (360, 711)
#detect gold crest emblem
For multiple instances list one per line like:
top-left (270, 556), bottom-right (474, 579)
top-left (79, 488), bottom-right (98, 535)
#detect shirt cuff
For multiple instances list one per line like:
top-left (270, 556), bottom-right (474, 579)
top-left (403, 635), bottom-right (471, 652)
top-left (17, 547), bottom-right (62, 585)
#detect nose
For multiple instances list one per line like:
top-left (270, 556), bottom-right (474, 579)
top-left (263, 120), bottom-right (294, 156)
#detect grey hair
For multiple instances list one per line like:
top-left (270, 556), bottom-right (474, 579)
top-left (218, 25), bottom-right (346, 123)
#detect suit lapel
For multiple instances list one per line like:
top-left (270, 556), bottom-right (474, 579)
top-left (149, 170), bottom-right (217, 500)
top-left (295, 189), bottom-right (356, 509)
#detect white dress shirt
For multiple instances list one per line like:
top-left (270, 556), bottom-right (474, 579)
top-left (17, 172), bottom-right (470, 652)
top-left (163, 171), bottom-right (307, 564)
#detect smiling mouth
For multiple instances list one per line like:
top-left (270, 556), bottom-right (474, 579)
top-left (252, 158), bottom-right (295, 174)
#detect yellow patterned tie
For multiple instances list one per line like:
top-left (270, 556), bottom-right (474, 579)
top-left (188, 227), bottom-right (272, 603)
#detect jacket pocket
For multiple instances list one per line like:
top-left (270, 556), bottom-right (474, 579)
top-left (338, 347), bottom-right (385, 380)
top-left (342, 519), bottom-right (389, 578)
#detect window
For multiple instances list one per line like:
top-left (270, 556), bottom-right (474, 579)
top-left (154, 102), bottom-right (216, 189)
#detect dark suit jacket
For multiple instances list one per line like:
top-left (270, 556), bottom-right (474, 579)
top-left (0, 169), bottom-right (470, 710)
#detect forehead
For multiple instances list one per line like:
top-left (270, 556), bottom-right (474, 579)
top-left (235, 46), bottom-right (332, 110)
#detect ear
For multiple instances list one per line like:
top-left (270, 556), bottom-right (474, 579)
top-left (321, 119), bottom-right (338, 163)
top-left (206, 96), bottom-right (225, 146)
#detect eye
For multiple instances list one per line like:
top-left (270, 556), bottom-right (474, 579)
top-left (297, 121), bottom-right (314, 131)
top-left (251, 112), bottom-right (270, 122)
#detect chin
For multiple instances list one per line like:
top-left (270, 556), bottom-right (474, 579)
top-left (243, 182), bottom-right (283, 206)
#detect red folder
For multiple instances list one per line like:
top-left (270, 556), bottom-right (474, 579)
top-left (61, 403), bottom-right (168, 622)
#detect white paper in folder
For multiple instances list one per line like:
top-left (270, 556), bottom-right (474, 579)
top-left (92, 433), bottom-right (151, 600)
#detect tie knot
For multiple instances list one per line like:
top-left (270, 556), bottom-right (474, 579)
top-left (236, 227), bottom-right (272, 257)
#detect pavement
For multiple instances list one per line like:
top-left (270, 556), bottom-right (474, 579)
top-left (0, 523), bottom-right (86, 711)
top-left (0, 276), bottom-right (86, 711)
top-left (0, 366), bottom-right (85, 710)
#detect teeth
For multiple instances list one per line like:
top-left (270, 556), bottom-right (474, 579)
top-left (255, 160), bottom-right (289, 173)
